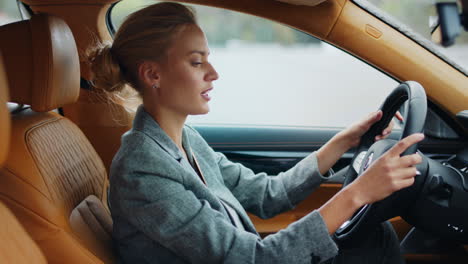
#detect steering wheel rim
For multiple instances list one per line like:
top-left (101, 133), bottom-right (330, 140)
top-left (334, 81), bottom-right (427, 244)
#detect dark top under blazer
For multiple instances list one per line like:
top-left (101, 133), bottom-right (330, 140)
top-left (109, 106), bottom-right (338, 264)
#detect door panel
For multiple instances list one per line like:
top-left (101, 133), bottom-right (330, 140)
top-left (193, 125), bottom-right (350, 174)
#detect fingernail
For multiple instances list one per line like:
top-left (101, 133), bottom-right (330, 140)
top-left (416, 170), bottom-right (421, 175)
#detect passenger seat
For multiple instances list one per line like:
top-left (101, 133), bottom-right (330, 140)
top-left (0, 15), bottom-right (115, 264)
top-left (0, 53), bottom-right (46, 263)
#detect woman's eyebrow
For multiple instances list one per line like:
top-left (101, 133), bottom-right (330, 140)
top-left (188, 50), bottom-right (210, 56)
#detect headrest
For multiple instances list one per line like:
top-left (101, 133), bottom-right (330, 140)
top-left (0, 14), bottom-right (80, 112)
top-left (0, 53), bottom-right (10, 165)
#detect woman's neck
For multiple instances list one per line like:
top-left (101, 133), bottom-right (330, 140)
top-left (143, 103), bottom-right (187, 150)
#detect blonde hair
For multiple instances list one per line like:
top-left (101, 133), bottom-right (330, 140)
top-left (87, 2), bottom-right (197, 96)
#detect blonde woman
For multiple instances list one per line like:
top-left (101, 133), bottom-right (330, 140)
top-left (89, 2), bottom-right (422, 263)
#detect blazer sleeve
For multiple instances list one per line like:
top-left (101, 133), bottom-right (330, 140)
top-left (216, 151), bottom-right (331, 219)
top-left (117, 170), bottom-right (338, 264)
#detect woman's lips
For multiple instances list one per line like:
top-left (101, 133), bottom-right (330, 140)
top-left (201, 88), bottom-right (213, 101)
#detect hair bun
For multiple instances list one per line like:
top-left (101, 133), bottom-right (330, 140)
top-left (88, 43), bottom-right (127, 93)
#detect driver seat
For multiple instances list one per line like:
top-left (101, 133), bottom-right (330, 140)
top-left (0, 53), bottom-right (46, 263)
top-left (0, 15), bottom-right (114, 263)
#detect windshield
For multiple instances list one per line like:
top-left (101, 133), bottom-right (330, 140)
top-left (355, 0), bottom-right (468, 74)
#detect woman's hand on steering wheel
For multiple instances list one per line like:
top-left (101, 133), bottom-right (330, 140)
top-left (339, 110), bottom-right (403, 149)
top-left (375, 111), bottom-right (404, 141)
top-left (349, 133), bottom-right (425, 205)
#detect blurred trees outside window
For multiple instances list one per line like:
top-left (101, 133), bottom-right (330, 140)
top-left (111, 0), bottom-right (320, 47)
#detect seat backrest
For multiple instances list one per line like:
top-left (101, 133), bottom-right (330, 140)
top-left (0, 52), bottom-right (47, 264)
top-left (0, 54), bottom-right (9, 166)
top-left (0, 202), bottom-right (47, 264)
top-left (0, 15), bottom-right (115, 264)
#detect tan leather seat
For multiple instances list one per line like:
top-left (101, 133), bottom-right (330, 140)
top-left (0, 53), bottom-right (46, 263)
top-left (0, 56), bottom-right (8, 166)
top-left (0, 15), bottom-right (115, 264)
top-left (0, 201), bottom-right (47, 264)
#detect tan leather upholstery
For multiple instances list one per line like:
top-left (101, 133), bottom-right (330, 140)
top-left (0, 14), bottom-right (79, 112)
top-left (0, 52), bottom-right (47, 264)
top-left (0, 203), bottom-right (47, 264)
top-left (0, 53), bottom-right (10, 165)
top-left (0, 14), bottom-right (115, 264)
top-left (70, 195), bottom-right (113, 260)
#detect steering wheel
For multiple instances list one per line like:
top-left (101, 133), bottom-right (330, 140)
top-left (334, 81), bottom-right (427, 244)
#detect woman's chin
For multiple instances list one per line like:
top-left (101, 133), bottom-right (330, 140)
top-left (191, 106), bottom-right (210, 116)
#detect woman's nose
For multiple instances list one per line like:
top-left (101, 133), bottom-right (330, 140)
top-left (206, 63), bottom-right (219, 81)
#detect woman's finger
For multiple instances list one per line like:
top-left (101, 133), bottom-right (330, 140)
top-left (387, 133), bottom-right (425, 157)
top-left (360, 111), bottom-right (382, 134)
top-left (398, 153), bottom-right (423, 168)
top-left (368, 110), bottom-right (383, 124)
top-left (396, 166), bottom-right (421, 179)
top-left (375, 120), bottom-right (393, 141)
top-left (394, 177), bottom-right (416, 190)
top-left (395, 111), bottom-right (404, 122)
top-left (383, 121), bottom-right (394, 135)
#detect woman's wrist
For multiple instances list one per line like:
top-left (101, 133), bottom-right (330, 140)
top-left (316, 132), bottom-right (352, 175)
top-left (318, 183), bottom-right (366, 234)
top-left (334, 130), bottom-right (358, 151)
top-left (342, 182), bottom-right (367, 209)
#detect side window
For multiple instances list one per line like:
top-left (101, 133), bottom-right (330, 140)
top-left (111, 1), bottom-right (398, 128)
top-left (0, 1), bottom-right (21, 26)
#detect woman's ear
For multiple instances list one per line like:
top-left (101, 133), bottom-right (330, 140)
top-left (138, 61), bottom-right (160, 89)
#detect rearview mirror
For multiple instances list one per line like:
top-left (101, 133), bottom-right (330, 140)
top-left (431, 2), bottom-right (461, 47)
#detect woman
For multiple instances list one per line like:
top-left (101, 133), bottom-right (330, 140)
top-left (88, 2), bottom-right (422, 263)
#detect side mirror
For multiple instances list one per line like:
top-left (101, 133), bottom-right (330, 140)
top-left (431, 2), bottom-right (462, 47)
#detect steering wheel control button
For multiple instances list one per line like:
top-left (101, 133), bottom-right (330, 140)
top-left (352, 151), bottom-right (367, 172)
top-left (362, 152), bottom-right (374, 172)
top-left (353, 151), bottom-right (367, 173)
top-left (447, 224), bottom-right (464, 234)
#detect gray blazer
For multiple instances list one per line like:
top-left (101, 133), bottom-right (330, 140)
top-left (109, 106), bottom-right (338, 264)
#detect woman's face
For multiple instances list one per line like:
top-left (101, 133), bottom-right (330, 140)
top-left (156, 24), bottom-right (218, 116)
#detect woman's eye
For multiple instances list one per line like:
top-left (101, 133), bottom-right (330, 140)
top-left (191, 62), bottom-right (203, 66)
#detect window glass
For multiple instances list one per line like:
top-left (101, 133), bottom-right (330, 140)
top-left (111, 1), bottom-right (398, 128)
top-left (0, 1), bottom-right (21, 26)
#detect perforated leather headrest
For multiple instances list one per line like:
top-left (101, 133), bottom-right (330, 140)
top-left (0, 53), bottom-right (10, 165)
top-left (0, 14), bottom-right (79, 112)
